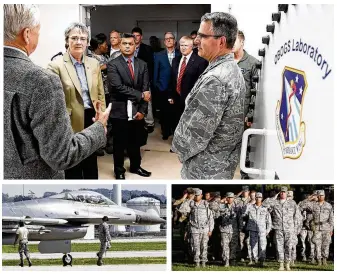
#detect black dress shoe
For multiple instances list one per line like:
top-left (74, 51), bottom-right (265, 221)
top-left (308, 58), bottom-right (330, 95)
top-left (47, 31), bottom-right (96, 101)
top-left (115, 173), bottom-right (125, 180)
top-left (130, 167), bottom-right (151, 177)
top-left (170, 149), bottom-right (174, 153)
top-left (147, 126), bottom-right (154, 133)
top-left (105, 146), bottom-right (114, 155)
top-left (96, 148), bottom-right (105, 156)
top-left (162, 136), bottom-right (169, 140)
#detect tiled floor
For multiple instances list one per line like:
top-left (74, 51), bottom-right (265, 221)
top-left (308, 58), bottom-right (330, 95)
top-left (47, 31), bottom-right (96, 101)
top-left (98, 123), bottom-right (241, 180)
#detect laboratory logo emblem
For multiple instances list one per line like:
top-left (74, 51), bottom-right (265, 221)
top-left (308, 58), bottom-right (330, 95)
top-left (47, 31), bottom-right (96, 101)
top-left (275, 66), bottom-right (307, 159)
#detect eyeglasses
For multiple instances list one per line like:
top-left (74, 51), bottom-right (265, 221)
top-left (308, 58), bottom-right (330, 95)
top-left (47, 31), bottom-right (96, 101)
top-left (196, 32), bottom-right (223, 39)
top-left (165, 37), bottom-right (175, 41)
top-left (69, 36), bottom-right (87, 42)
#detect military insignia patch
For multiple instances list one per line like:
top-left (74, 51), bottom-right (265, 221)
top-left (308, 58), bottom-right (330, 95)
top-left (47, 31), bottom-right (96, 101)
top-left (275, 66), bottom-right (307, 159)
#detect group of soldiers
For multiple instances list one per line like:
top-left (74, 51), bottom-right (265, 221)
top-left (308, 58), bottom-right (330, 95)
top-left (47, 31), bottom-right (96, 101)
top-left (173, 186), bottom-right (334, 270)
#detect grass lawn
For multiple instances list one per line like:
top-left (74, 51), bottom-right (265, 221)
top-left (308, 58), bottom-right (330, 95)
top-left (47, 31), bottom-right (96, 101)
top-left (172, 260), bottom-right (334, 271)
top-left (3, 242), bottom-right (166, 253)
top-left (3, 257), bottom-right (166, 266)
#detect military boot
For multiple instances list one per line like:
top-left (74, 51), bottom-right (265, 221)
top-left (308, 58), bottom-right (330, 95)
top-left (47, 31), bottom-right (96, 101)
top-left (231, 259), bottom-right (237, 266)
top-left (285, 262), bottom-right (291, 271)
top-left (201, 262), bottom-right (206, 268)
top-left (290, 260), bottom-right (295, 267)
top-left (322, 258), bottom-right (327, 266)
top-left (248, 260), bottom-right (254, 266)
top-left (259, 260), bottom-right (264, 268)
top-left (224, 259), bottom-right (229, 267)
top-left (310, 258), bottom-right (316, 264)
top-left (27, 258), bottom-right (32, 267)
top-left (317, 258), bottom-right (322, 266)
top-left (302, 256), bottom-right (307, 262)
top-left (278, 262), bottom-right (285, 271)
top-left (97, 257), bottom-right (103, 266)
top-left (195, 262), bottom-right (200, 268)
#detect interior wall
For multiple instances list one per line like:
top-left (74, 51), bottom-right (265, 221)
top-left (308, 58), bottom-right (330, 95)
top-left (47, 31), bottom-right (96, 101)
top-left (30, 4), bottom-right (80, 68)
top-left (90, 4), bottom-right (210, 45)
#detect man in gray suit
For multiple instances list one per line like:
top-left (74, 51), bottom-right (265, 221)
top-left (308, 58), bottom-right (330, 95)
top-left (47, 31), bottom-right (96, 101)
top-left (3, 4), bottom-right (111, 179)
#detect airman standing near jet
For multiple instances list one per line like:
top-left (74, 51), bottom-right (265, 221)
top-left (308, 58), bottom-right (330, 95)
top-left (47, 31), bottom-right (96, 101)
top-left (97, 216), bottom-right (112, 266)
top-left (179, 188), bottom-right (214, 268)
top-left (14, 221), bottom-right (32, 267)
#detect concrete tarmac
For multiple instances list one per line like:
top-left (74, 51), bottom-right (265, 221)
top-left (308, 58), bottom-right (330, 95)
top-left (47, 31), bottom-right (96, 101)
top-left (2, 264), bottom-right (166, 271)
top-left (3, 250), bottom-right (166, 260)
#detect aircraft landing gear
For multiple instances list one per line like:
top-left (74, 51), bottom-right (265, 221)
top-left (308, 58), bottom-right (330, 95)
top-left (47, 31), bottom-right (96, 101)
top-left (62, 254), bottom-right (73, 266)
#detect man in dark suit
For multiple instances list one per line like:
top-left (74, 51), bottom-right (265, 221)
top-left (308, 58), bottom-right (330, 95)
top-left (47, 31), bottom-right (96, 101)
top-left (153, 32), bottom-right (181, 140)
top-left (3, 4), bottom-right (111, 179)
top-left (132, 27), bottom-right (155, 133)
top-left (107, 33), bottom-right (152, 179)
top-left (169, 36), bottom-right (208, 131)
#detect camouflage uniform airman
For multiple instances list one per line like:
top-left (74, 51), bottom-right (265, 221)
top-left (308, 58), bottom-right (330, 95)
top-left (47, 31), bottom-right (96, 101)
top-left (219, 192), bottom-right (240, 266)
top-left (235, 186), bottom-right (252, 262)
top-left (209, 192), bottom-right (222, 261)
top-left (301, 190), bottom-right (334, 266)
top-left (179, 189), bottom-right (214, 267)
top-left (263, 187), bottom-right (302, 271)
top-left (241, 192), bottom-right (272, 266)
top-left (97, 216), bottom-right (112, 266)
top-left (287, 191), bottom-right (300, 266)
top-left (171, 53), bottom-right (245, 179)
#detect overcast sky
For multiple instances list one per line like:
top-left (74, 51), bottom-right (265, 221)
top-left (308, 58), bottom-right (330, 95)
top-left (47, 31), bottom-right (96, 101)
top-left (2, 184), bottom-right (166, 197)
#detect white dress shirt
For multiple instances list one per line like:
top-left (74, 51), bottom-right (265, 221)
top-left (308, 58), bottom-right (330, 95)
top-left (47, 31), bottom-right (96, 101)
top-left (177, 51), bottom-right (193, 78)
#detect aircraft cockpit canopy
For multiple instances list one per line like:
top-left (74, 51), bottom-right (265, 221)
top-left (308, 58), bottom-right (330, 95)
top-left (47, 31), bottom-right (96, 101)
top-left (49, 191), bottom-right (116, 205)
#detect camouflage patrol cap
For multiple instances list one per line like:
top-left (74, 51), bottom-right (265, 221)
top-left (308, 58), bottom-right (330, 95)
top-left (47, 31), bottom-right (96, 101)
top-left (255, 192), bottom-right (263, 198)
top-left (313, 190), bottom-right (319, 195)
top-left (287, 190), bottom-right (293, 197)
top-left (194, 188), bottom-right (202, 195)
top-left (280, 186), bottom-right (288, 192)
top-left (317, 190), bottom-right (325, 196)
top-left (226, 192), bottom-right (235, 198)
top-left (186, 187), bottom-right (195, 194)
top-left (242, 185), bottom-right (249, 192)
top-left (213, 191), bottom-right (221, 198)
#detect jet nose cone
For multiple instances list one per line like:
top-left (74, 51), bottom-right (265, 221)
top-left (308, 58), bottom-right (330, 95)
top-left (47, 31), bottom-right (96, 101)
top-left (134, 210), bottom-right (166, 225)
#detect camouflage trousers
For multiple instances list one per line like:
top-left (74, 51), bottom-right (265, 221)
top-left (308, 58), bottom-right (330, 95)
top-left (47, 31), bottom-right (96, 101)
top-left (98, 241), bottom-right (111, 258)
top-left (312, 231), bottom-right (331, 259)
top-left (239, 231), bottom-right (251, 259)
top-left (190, 232), bottom-right (209, 263)
top-left (307, 230), bottom-right (315, 259)
top-left (274, 230), bottom-right (293, 263)
top-left (221, 232), bottom-right (239, 261)
top-left (249, 231), bottom-right (267, 261)
top-left (18, 240), bottom-right (30, 260)
top-left (290, 233), bottom-right (298, 261)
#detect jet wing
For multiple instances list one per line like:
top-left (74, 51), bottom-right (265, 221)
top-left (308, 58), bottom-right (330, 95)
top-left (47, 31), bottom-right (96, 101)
top-left (66, 216), bottom-right (120, 225)
top-left (2, 216), bottom-right (68, 225)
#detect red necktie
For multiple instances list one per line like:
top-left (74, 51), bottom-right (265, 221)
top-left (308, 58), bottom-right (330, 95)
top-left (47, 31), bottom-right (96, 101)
top-left (176, 57), bottom-right (187, 94)
top-left (127, 58), bottom-right (134, 80)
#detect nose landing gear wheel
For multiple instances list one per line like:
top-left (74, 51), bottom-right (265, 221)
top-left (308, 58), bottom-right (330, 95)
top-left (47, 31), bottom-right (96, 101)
top-left (62, 254), bottom-right (73, 266)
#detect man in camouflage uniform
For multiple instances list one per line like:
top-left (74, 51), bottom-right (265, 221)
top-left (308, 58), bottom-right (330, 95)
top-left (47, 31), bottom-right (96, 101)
top-left (301, 190), bottom-right (334, 266)
top-left (298, 193), bottom-right (311, 262)
top-left (179, 188), bottom-right (214, 268)
top-left (232, 30), bottom-right (259, 179)
top-left (240, 192), bottom-right (271, 267)
top-left (14, 221), bottom-right (32, 267)
top-left (171, 12), bottom-right (245, 179)
top-left (173, 188), bottom-right (195, 262)
top-left (209, 191), bottom-right (222, 261)
top-left (219, 192), bottom-right (240, 267)
top-left (235, 186), bottom-right (252, 262)
top-left (263, 186), bottom-right (302, 271)
top-left (97, 216), bottom-right (112, 266)
top-left (287, 190), bottom-right (301, 266)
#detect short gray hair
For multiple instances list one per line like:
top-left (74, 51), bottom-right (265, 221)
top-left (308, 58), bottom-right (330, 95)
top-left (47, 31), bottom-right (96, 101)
top-left (3, 4), bottom-right (40, 42)
top-left (64, 22), bottom-right (89, 44)
top-left (201, 12), bottom-right (238, 49)
top-left (164, 32), bottom-right (175, 39)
